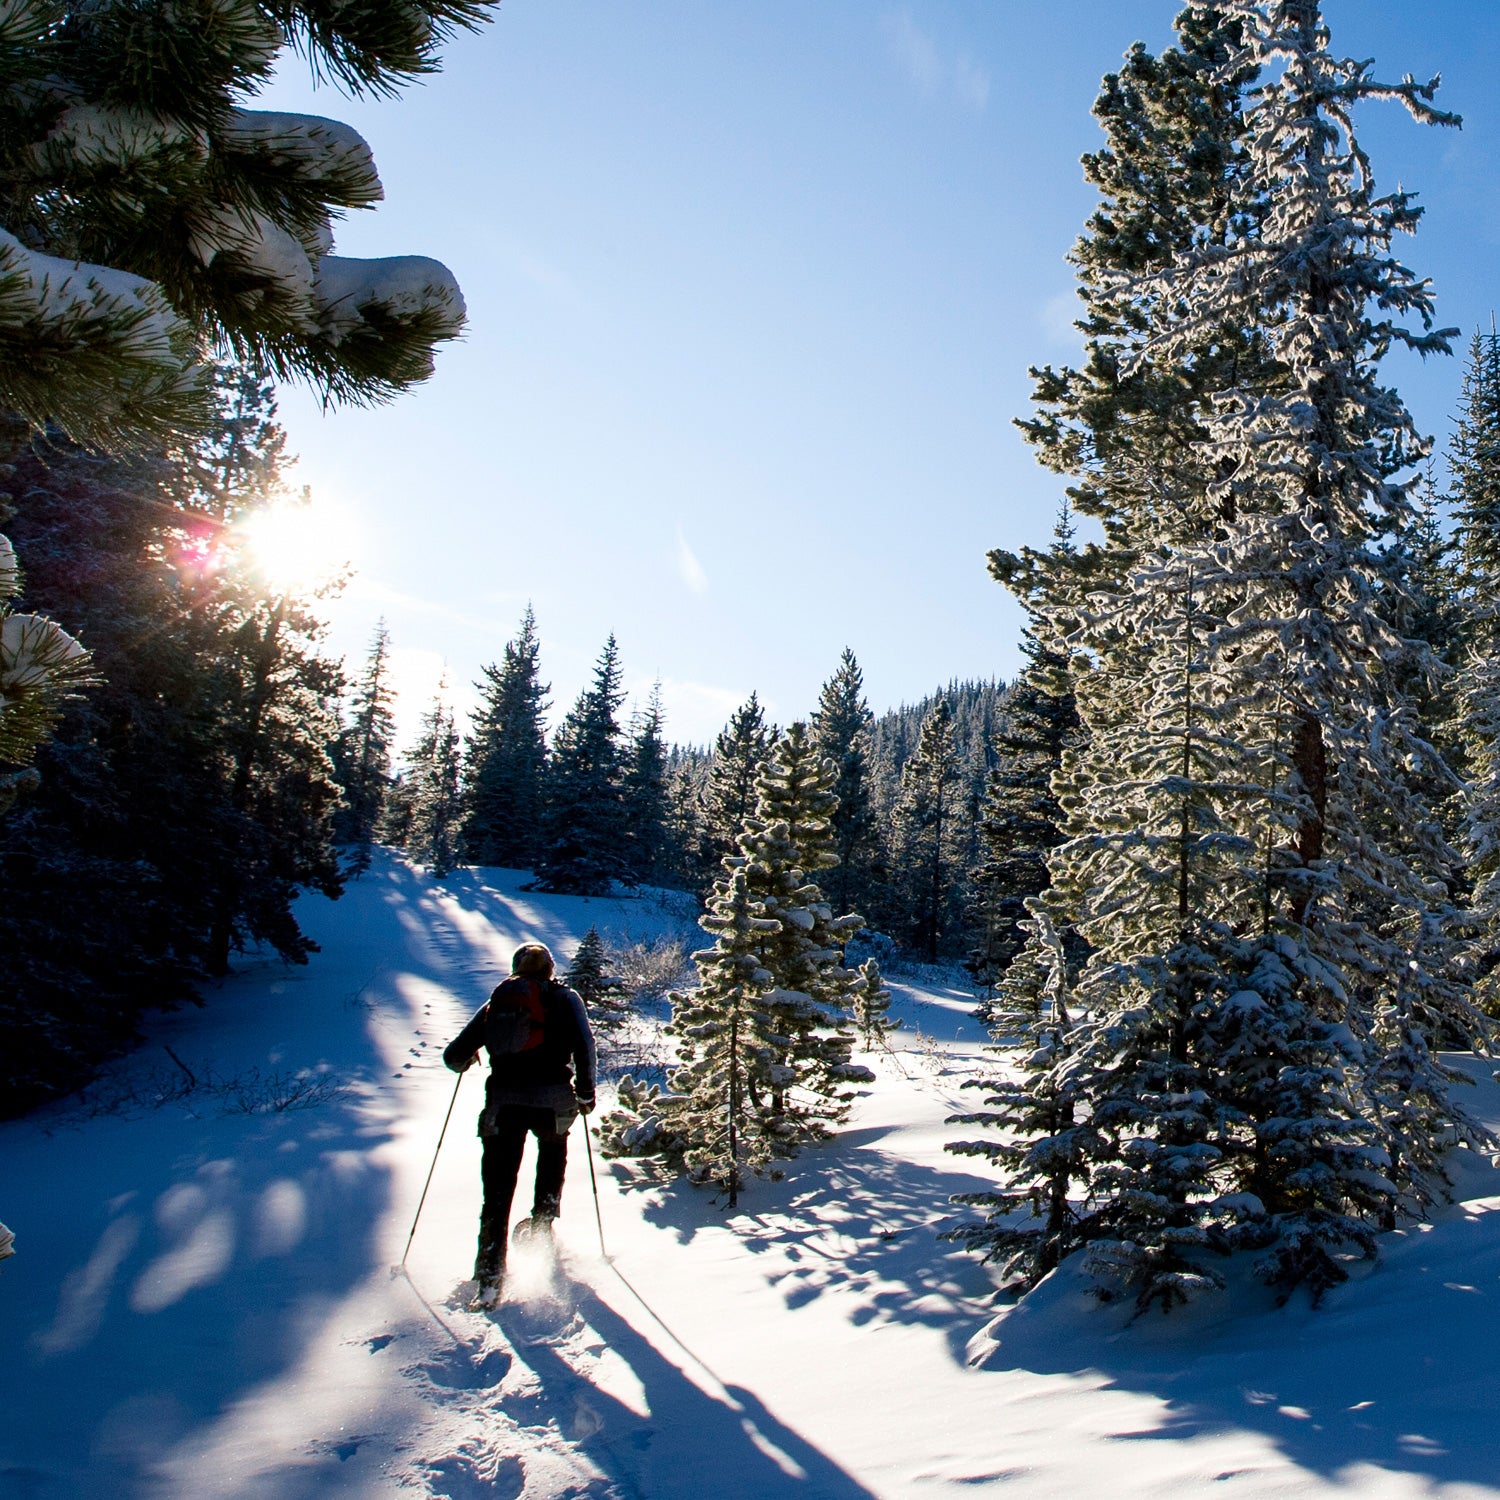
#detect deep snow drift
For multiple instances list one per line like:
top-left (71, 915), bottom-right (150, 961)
top-left (4, 852), bottom-right (1500, 1498)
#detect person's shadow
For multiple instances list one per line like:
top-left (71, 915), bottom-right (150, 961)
top-left (498, 1265), bottom-right (878, 1500)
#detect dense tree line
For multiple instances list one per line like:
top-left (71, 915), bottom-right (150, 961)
top-left (0, 373), bottom-right (345, 1113)
top-left (0, 0), bottom-right (491, 1114)
top-left (375, 608), bottom-right (1030, 971)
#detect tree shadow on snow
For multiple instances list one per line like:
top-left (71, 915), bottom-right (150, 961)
top-left (972, 1160), bottom-right (1500, 1492)
top-left (431, 863), bottom-right (677, 981)
top-left (0, 1084), bottom-right (397, 1497)
top-left (621, 1131), bottom-right (1002, 1368)
top-left (500, 1268), bottom-right (878, 1500)
top-left (0, 873), bottom-right (415, 1498)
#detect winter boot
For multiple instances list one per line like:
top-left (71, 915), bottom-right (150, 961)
top-left (469, 1218), bottom-right (506, 1309)
top-left (468, 1266), bottom-right (505, 1312)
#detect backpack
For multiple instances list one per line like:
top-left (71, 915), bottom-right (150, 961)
top-left (484, 975), bottom-right (549, 1055)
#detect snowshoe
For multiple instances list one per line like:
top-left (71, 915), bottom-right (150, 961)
top-left (511, 1213), bottom-right (556, 1249)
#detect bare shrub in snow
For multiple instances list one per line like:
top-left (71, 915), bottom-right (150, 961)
top-left (607, 933), bottom-right (695, 1004)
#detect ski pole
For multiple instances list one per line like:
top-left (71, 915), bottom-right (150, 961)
top-left (582, 1117), bottom-right (607, 1258)
top-left (400, 1067), bottom-right (464, 1270)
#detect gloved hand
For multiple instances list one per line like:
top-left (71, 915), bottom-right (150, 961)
top-left (449, 1051), bottom-right (478, 1074)
top-left (576, 1094), bottom-right (596, 1116)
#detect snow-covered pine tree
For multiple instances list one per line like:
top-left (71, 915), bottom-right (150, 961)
top-left (850, 958), bottom-right (896, 1050)
top-left (1399, 472), bottom-right (1458, 672)
top-left (967, 624), bottom-right (1079, 1005)
top-left (404, 683), bottom-right (462, 877)
top-left (1449, 332), bottom-right (1500, 1012)
top-left (732, 722), bottom-right (873, 1149)
top-left (1142, 0), bottom-right (1492, 1256)
top-left (0, 0), bottom-right (481, 444)
top-left (0, 0), bottom-right (485, 776)
top-left (0, 527), bottom-right (92, 811)
top-left (812, 649), bottom-right (880, 920)
top-left (948, 906), bottom-right (1096, 1289)
top-left (564, 926), bottom-right (632, 1033)
top-left (332, 618), bottom-right (396, 875)
top-left (603, 868), bottom-right (781, 1206)
top-left (534, 634), bottom-right (629, 895)
top-left (698, 692), bottom-right (772, 885)
top-left (660, 749), bottom-right (710, 887)
top-left (958, 0), bottom-right (1493, 1309)
top-left (622, 681), bottom-right (670, 885)
top-left (379, 771), bottom-right (414, 849)
top-left (963, 540), bottom-right (1266, 1312)
top-left (889, 698), bottom-right (969, 962)
top-left (204, 579), bottom-right (346, 975)
top-left (461, 604), bottom-right (549, 869)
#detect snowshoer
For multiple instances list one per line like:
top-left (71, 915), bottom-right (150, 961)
top-left (444, 942), bottom-right (597, 1308)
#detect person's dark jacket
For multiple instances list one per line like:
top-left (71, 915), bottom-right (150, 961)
top-left (443, 976), bottom-right (597, 1109)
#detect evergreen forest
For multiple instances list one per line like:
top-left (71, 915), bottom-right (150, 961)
top-left (4, 0), bottom-right (1500, 1328)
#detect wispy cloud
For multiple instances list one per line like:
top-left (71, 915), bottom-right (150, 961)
top-left (881, 9), bottom-right (941, 93)
top-left (880, 10), bottom-right (990, 113)
top-left (676, 527), bottom-right (709, 595)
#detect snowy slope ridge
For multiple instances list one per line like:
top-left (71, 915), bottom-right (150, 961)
top-left (3, 851), bottom-right (1500, 1498)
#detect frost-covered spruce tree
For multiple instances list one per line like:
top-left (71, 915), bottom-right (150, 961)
top-left (603, 869), bottom-right (780, 1206)
top-left (1141, 0), bottom-right (1491, 1240)
top-left (622, 681), bottom-right (670, 885)
top-left (850, 958), bottom-right (896, 1050)
top-left (698, 692), bottom-right (772, 884)
top-left (888, 698), bottom-right (969, 961)
top-left (405, 684), bottom-right (462, 877)
top-left (535, 634), bottom-right (629, 895)
top-left (967, 624), bottom-right (1079, 1005)
top-left (812, 650), bottom-right (879, 919)
top-left (564, 926), bottom-right (631, 1033)
top-left (957, 0), bottom-right (1491, 1308)
top-left (332, 618), bottom-right (395, 875)
top-left (1447, 334), bottom-right (1500, 1011)
top-left (732, 723), bottom-right (873, 1148)
top-left (461, 604), bottom-right (549, 869)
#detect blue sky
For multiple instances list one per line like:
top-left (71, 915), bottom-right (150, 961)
top-left (260, 1), bottom-right (1500, 748)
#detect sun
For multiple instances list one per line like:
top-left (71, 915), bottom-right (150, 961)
top-left (238, 495), bottom-right (356, 594)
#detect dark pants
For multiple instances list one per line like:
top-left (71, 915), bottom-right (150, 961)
top-left (475, 1105), bottom-right (569, 1276)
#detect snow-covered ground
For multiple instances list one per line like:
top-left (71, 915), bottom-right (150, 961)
top-left (5, 852), bottom-right (1500, 1499)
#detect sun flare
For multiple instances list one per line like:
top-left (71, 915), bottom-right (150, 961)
top-left (239, 496), bottom-right (355, 593)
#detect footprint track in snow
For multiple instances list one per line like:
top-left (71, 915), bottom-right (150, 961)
top-left (408, 1347), bottom-right (512, 1391)
top-left (421, 1447), bottom-right (525, 1500)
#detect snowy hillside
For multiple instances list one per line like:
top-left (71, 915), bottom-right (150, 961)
top-left (4, 853), bottom-right (1500, 1498)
